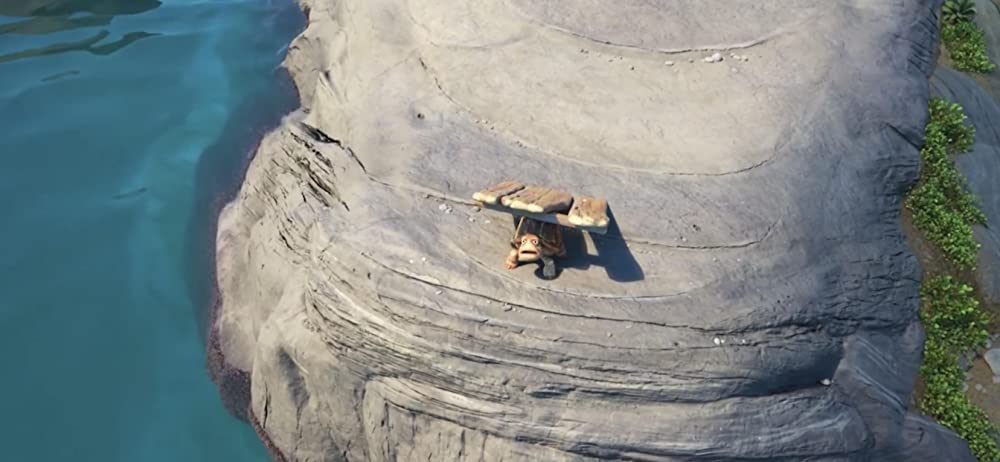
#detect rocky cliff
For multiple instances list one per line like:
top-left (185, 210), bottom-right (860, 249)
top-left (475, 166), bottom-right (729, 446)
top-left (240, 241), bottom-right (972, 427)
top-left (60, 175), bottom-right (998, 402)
top-left (210, 0), bottom-right (979, 460)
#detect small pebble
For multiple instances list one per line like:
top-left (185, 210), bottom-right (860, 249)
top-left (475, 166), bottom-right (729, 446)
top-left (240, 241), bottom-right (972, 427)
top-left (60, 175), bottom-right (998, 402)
top-left (664, 60), bottom-right (674, 66)
top-left (503, 305), bottom-right (513, 312)
top-left (962, 382), bottom-right (970, 392)
top-left (713, 337), bottom-right (722, 346)
top-left (607, 332), bottom-right (613, 338)
top-left (820, 378), bottom-right (832, 386)
top-left (435, 290), bottom-right (442, 295)
top-left (438, 204), bottom-right (448, 211)
top-left (975, 383), bottom-right (985, 392)
top-left (408, 259), bottom-right (414, 264)
top-left (468, 217), bottom-right (476, 222)
top-left (704, 52), bottom-right (723, 63)
top-left (485, 219), bottom-right (492, 224)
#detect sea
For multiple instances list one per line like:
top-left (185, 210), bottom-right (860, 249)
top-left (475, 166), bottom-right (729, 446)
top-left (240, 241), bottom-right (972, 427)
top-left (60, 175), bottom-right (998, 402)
top-left (0, 0), bottom-right (302, 460)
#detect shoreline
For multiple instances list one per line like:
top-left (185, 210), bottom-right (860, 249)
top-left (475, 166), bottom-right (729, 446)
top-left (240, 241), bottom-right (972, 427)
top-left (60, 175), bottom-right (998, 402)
top-left (201, 0), bottom-right (307, 434)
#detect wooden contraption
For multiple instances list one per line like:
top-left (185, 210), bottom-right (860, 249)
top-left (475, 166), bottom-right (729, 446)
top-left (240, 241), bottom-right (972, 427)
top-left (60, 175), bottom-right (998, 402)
top-left (473, 181), bottom-right (610, 235)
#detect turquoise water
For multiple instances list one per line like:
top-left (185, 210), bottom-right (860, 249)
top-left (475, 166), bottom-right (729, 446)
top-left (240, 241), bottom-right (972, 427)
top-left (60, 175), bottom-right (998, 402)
top-left (0, 0), bottom-right (301, 460)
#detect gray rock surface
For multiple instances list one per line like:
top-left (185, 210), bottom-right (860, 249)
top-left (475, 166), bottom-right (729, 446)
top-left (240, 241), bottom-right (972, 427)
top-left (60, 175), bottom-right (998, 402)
top-left (931, 67), bottom-right (1000, 305)
top-left (972, 0), bottom-right (1000, 97)
top-left (985, 348), bottom-right (1000, 376)
top-left (212, 0), bottom-right (977, 460)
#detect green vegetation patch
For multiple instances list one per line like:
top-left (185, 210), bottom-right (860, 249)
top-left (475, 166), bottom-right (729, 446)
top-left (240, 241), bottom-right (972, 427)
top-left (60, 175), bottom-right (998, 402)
top-left (919, 275), bottom-right (999, 461)
top-left (942, 20), bottom-right (997, 74)
top-left (906, 98), bottom-right (985, 269)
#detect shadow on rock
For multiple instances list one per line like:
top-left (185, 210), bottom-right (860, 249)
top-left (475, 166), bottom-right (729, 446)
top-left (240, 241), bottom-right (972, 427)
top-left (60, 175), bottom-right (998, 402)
top-left (557, 208), bottom-right (645, 282)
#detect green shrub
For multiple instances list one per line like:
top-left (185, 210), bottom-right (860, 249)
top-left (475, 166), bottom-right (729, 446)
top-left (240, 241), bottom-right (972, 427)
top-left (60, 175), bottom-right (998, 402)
top-left (918, 276), bottom-right (998, 461)
top-left (906, 98), bottom-right (984, 269)
top-left (943, 0), bottom-right (977, 25)
top-left (942, 20), bottom-right (997, 73)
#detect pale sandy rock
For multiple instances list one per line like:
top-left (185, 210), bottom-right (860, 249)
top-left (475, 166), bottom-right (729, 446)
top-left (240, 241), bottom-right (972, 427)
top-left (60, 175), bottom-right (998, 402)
top-left (211, 0), bottom-right (977, 460)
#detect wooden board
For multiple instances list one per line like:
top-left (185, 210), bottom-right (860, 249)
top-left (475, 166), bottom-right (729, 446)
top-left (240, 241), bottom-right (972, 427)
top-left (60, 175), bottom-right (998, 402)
top-left (533, 189), bottom-right (574, 214)
top-left (500, 186), bottom-right (549, 210)
top-left (472, 181), bottom-right (524, 205)
top-left (568, 196), bottom-right (609, 229)
top-left (480, 202), bottom-right (607, 234)
top-left (473, 182), bottom-right (609, 234)
top-left (500, 186), bottom-right (573, 214)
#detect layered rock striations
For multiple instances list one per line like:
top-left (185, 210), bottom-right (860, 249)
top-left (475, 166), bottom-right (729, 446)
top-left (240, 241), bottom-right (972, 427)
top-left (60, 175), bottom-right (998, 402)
top-left (211, 0), bottom-right (978, 460)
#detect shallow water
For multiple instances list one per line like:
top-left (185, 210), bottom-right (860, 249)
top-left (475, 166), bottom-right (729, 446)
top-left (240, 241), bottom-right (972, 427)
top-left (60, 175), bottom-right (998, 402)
top-left (0, 0), bottom-right (301, 460)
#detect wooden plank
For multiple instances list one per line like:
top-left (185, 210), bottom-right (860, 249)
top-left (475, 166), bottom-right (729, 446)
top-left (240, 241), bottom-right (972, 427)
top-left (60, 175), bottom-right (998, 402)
top-left (501, 186), bottom-right (550, 210)
top-left (528, 189), bottom-right (574, 214)
top-left (501, 186), bottom-right (573, 214)
top-left (472, 180), bottom-right (524, 205)
top-left (568, 196), bottom-right (609, 229)
top-left (480, 202), bottom-right (608, 235)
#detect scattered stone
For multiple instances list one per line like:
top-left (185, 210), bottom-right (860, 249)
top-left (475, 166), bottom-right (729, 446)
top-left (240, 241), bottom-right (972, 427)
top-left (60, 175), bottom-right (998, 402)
top-left (408, 259), bottom-right (414, 264)
top-left (975, 383), bottom-right (985, 392)
top-left (435, 290), bottom-right (442, 295)
top-left (704, 53), bottom-right (723, 63)
top-left (607, 332), bottom-right (613, 337)
top-left (438, 203), bottom-right (449, 211)
top-left (983, 348), bottom-right (1000, 376)
top-left (820, 378), bottom-right (832, 386)
top-left (664, 60), bottom-right (674, 66)
top-left (468, 217), bottom-right (476, 222)
top-left (484, 219), bottom-right (492, 224)
top-left (962, 382), bottom-right (970, 393)
top-left (688, 58), bottom-right (695, 63)
top-left (713, 337), bottom-right (722, 345)
top-left (960, 353), bottom-right (974, 372)
top-left (503, 305), bottom-right (512, 312)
